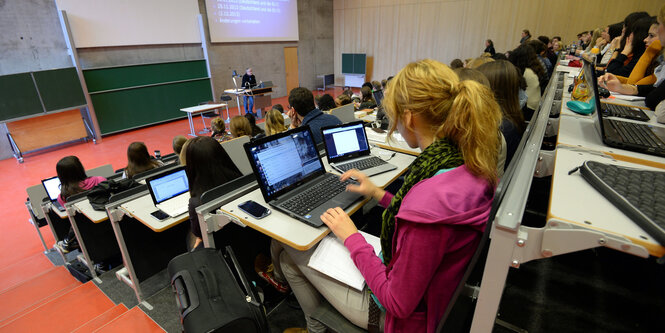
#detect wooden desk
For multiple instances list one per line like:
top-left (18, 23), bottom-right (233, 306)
top-left (180, 103), bottom-right (226, 136)
top-left (224, 87), bottom-right (273, 117)
top-left (73, 199), bottom-right (108, 223)
top-left (215, 148), bottom-right (416, 250)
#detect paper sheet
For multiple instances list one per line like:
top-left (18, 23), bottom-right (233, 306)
top-left (610, 92), bottom-right (646, 101)
top-left (308, 231), bottom-right (381, 291)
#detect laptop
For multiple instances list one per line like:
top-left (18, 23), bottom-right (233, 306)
top-left (41, 176), bottom-right (65, 211)
top-left (321, 121), bottom-right (397, 176)
top-left (586, 58), bottom-right (665, 157)
top-left (146, 167), bottom-right (191, 217)
top-left (600, 102), bottom-right (649, 121)
top-left (244, 126), bottom-right (362, 227)
top-left (372, 89), bottom-right (384, 107)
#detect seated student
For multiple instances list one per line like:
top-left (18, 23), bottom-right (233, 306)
top-left (357, 86), bottom-right (377, 110)
top-left (55, 156), bottom-right (106, 253)
top-left (600, 23), bottom-right (627, 66)
top-left (265, 109), bottom-right (288, 136)
top-left (211, 117), bottom-right (232, 142)
top-left (286, 87), bottom-right (342, 144)
top-left (272, 104), bottom-right (284, 113)
top-left (124, 142), bottom-right (163, 178)
top-left (317, 93), bottom-right (337, 112)
top-left (277, 59), bottom-right (500, 333)
top-left (172, 135), bottom-right (187, 156)
top-left (525, 39), bottom-right (551, 82)
top-left (335, 93), bottom-right (352, 107)
top-left (244, 113), bottom-right (265, 138)
top-left (599, 5), bottom-right (665, 110)
top-left (229, 115), bottom-right (252, 138)
top-left (614, 17), bottom-right (661, 86)
top-left (606, 12), bottom-right (652, 76)
top-left (509, 44), bottom-right (544, 121)
top-left (185, 136), bottom-right (242, 249)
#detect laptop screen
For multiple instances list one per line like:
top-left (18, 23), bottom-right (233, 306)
top-left (246, 127), bottom-right (324, 200)
top-left (42, 176), bottom-right (61, 201)
top-left (582, 58), bottom-right (606, 135)
top-left (373, 89), bottom-right (384, 107)
top-left (147, 168), bottom-right (189, 204)
top-left (321, 121), bottom-right (370, 160)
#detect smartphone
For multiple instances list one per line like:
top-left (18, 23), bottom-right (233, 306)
top-left (154, 150), bottom-right (161, 159)
top-left (238, 200), bottom-right (271, 219)
top-left (150, 209), bottom-right (169, 220)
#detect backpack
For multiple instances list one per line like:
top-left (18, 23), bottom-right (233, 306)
top-left (87, 178), bottom-right (140, 211)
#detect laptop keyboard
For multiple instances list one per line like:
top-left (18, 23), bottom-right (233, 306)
top-left (281, 173), bottom-right (353, 216)
top-left (157, 196), bottom-right (189, 216)
top-left (336, 156), bottom-right (387, 172)
top-left (581, 161), bottom-right (665, 246)
top-left (609, 120), bottom-right (665, 149)
top-left (603, 103), bottom-right (649, 121)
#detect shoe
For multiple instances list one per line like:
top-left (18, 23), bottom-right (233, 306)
top-left (94, 263), bottom-right (108, 275)
top-left (56, 238), bottom-right (79, 254)
top-left (257, 263), bottom-right (290, 293)
top-left (283, 328), bottom-right (308, 333)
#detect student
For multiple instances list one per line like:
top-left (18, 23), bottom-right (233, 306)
top-left (484, 39), bottom-right (496, 56)
top-left (599, 23), bottom-right (625, 65)
top-left (357, 86), bottom-right (377, 110)
top-left (272, 104), bottom-right (284, 113)
top-left (55, 156), bottom-right (106, 253)
top-left (241, 67), bottom-right (257, 116)
top-left (172, 135), bottom-right (187, 156)
top-left (525, 39), bottom-right (551, 83)
top-left (245, 113), bottom-right (265, 138)
top-left (509, 44), bottom-right (544, 120)
top-left (599, 5), bottom-right (665, 111)
top-left (265, 109), bottom-right (288, 136)
top-left (278, 59), bottom-right (500, 333)
top-left (229, 115), bottom-right (252, 138)
top-left (614, 17), bottom-right (661, 86)
top-left (185, 136), bottom-right (242, 248)
top-left (124, 142), bottom-right (162, 179)
top-left (606, 16), bottom-right (653, 77)
top-left (211, 117), bottom-right (232, 142)
top-left (520, 29), bottom-right (531, 44)
top-left (286, 87), bottom-right (342, 145)
top-left (317, 93), bottom-right (337, 112)
top-left (335, 93), bottom-right (352, 106)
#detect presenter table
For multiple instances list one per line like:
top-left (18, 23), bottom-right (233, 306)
top-left (224, 86), bottom-right (273, 118)
top-left (180, 103), bottom-right (227, 136)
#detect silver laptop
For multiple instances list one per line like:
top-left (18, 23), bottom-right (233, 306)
top-left (146, 167), bottom-right (191, 217)
top-left (41, 176), bottom-right (65, 211)
top-left (321, 121), bottom-right (397, 176)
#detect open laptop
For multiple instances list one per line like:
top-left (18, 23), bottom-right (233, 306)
top-left (372, 89), bottom-right (384, 107)
top-left (321, 121), bottom-right (397, 176)
top-left (586, 58), bottom-right (665, 157)
top-left (41, 176), bottom-right (65, 211)
top-left (146, 167), bottom-right (191, 217)
top-left (244, 126), bottom-right (362, 227)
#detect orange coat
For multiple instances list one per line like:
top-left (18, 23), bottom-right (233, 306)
top-left (617, 39), bottom-right (662, 85)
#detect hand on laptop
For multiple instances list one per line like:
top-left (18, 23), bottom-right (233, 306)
top-left (340, 169), bottom-right (386, 201)
top-left (320, 207), bottom-right (357, 242)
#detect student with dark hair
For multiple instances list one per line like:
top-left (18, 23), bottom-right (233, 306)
top-left (245, 113), bottom-right (265, 138)
top-left (509, 44), bottom-right (544, 120)
top-left (317, 94), bottom-right (337, 112)
top-left (185, 136), bottom-right (242, 247)
top-left (450, 58), bottom-right (464, 69)
top-left (361, 82), bottom-right (373, 90)
top-left (357, 86), bottom-right (377, 110)
top-left (124, 142), bottom-right (162, 178)
top-left (272, 104), bottom-right (284, 113)
top-left (287, 87), bottom-right (341, 144)
top-left (607, 16), bottom-right (654, 77)
top-left (601, 22), bottom-right (626, 65)
top-left (492, 53), bottom-right (508, 61)
top-left (484, 39), bottom-right (496, 55)
top-left (526, 39), bottom-right (552, 78)
top-left (279, 59), bottom-right (500, 333)
top-left (55, 156), bottom-right (106, 253)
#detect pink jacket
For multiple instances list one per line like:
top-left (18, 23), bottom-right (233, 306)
top-left (57, 176), bottom-right (106, 206)
top-left (345, 165), bottom-right (493, 333)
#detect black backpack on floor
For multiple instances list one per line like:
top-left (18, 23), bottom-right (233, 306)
top-left (167, 247), bottom-right (269, 333)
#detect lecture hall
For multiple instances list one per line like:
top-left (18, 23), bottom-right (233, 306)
top-left (1, 0), bottom-right (664, 332)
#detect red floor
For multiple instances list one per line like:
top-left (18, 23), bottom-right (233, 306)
top-left (0, 87), bottom-right (346, 331)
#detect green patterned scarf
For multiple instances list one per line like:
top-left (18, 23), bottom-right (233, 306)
top-left (380, 138), bottom-right (464, 264)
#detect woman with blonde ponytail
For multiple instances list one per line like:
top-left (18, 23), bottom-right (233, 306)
top-left (277, 59), bottom-right (501, 333)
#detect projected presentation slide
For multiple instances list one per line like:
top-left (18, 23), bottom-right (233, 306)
top-left (205, 0), bottom-right (299, 42)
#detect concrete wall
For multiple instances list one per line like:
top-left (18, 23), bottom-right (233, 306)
top-left (0, 0), bottom-right (334, 161)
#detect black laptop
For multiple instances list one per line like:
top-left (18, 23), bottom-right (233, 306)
top-left (586, 58), bottom-right (665, 157)
top-left (244, 126), bottom-right (362, 227)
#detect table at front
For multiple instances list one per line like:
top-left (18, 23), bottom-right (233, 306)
top-left (180, 103), bottom-right (226, 136)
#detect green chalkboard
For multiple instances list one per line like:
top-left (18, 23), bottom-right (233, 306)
top-left (341, 53), bottom-right (366, 75)
top-left (33, 68), bottom-right (86, 111)
top-left (91, 79), bottom-right (213, 134)
top-left (83, 60), bottom-right (209, 93)
top-left (0, 73), bottom-right (44, 121)
top-left (341, 54), bottom-right (354, 74)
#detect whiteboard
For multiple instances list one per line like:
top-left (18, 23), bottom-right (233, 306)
top-left (55, 0), bottom-right (201, 48)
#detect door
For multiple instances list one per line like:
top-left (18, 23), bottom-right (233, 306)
top-left (284, 47), bottom-right (299, 95)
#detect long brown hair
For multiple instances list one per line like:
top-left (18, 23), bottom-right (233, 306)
top-left (125, 142), bottom-right (160, 178)
top-left (477, 60), bottom-right (526, 133)
top-left (56, 156), bottom-right (88, 200)
top-left (230, 116), bottom-right (252, 138)
top-left (383, 59), bottom-right (502, 185)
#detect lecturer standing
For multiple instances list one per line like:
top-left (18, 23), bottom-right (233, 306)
top-left (242, 68), bottom-right (257, 116)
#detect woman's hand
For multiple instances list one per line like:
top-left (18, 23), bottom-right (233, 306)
top-left (320, 207), bottom-right (358, 242)
top-left (622, 34), bottom-right (633, 56)
top-left (598, 73), bottom-right (637, 95)
top-left (340, 169), bottom-right (385, 201)
top-left (610, 36), bottom-right (622, 50)
top-left (595, 37), bottom-right (607, 48)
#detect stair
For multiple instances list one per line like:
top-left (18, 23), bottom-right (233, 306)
top-left (72, 304), bottom-right (128, 333)
top-left (0, 252), bottom-right (55, 293)
top-left (0, 282), bottom-right (115, 332)
top-left (94, 307), bottom-right (165, 332)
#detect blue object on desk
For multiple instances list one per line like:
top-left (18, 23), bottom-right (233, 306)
top-left (566, 99), bottom-right (595, 115)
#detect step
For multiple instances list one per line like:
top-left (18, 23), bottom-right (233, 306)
top-left (0, 282), bottom-right (115, 333)
top-left (72, 304), bottom-right (128, 333)
top-left (0, 267), bottom-right (79, 323)
top-left (0, 252), bottom-right (54, 293)
top-left (94, 307), bottom-right (165, 333)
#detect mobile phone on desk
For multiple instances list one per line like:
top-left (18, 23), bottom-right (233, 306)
top-left (150, 209), bottom-right (169, 221)
top-left (238, 200), bottom-right (271, 219)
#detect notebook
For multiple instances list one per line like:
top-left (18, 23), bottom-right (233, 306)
top-left (587, 58), bottom-right (665, 157)
top-left (321, 121), bottom-right (397, 176)
top-left (244, 126), bottom-right (362, 227)
top-left (41, 176), bottom-right (65, 211)
top-left (146, 167), bottom-right (190, 217)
